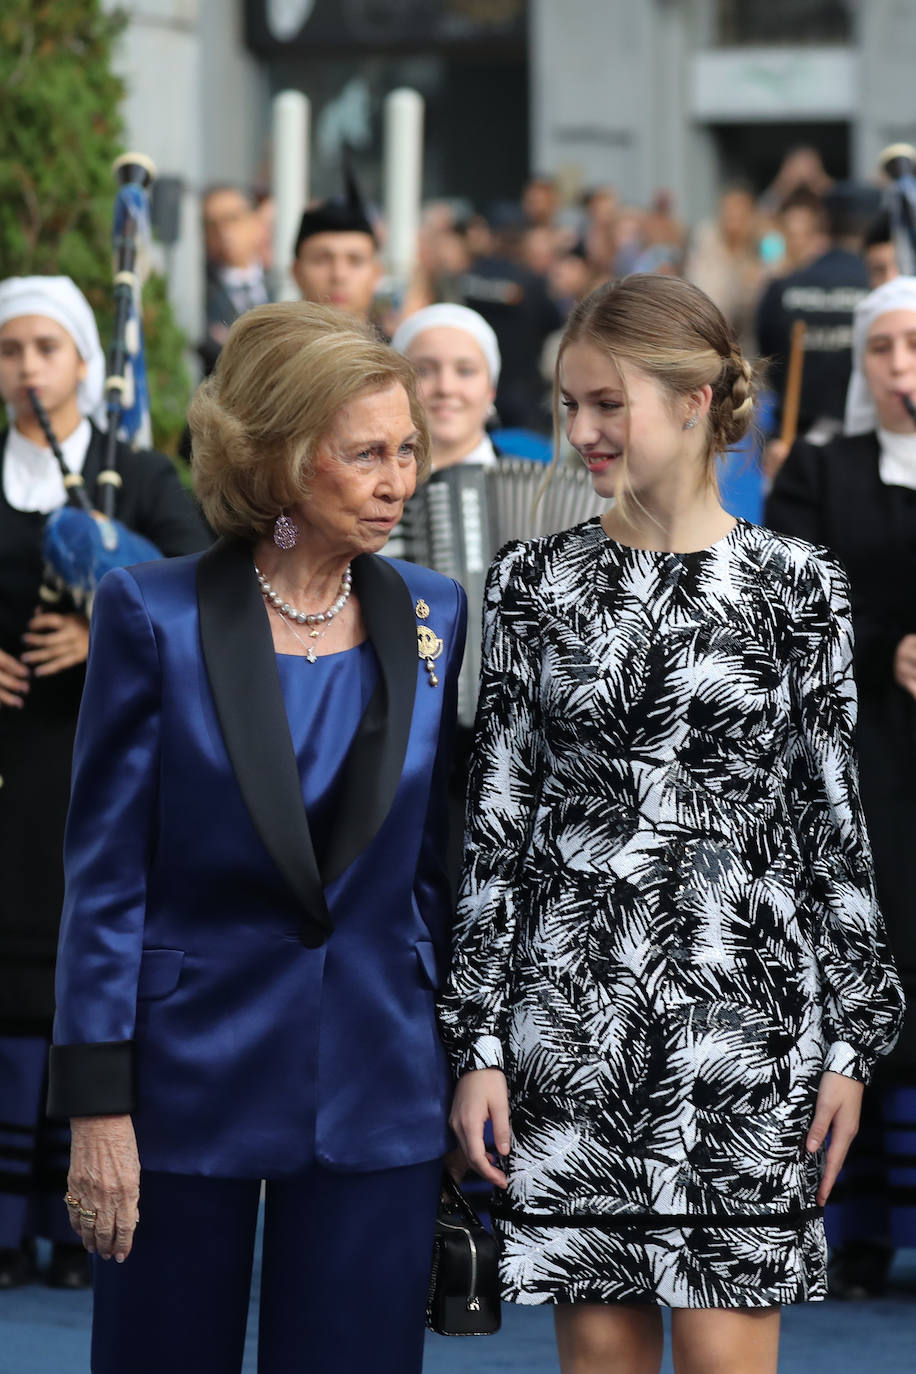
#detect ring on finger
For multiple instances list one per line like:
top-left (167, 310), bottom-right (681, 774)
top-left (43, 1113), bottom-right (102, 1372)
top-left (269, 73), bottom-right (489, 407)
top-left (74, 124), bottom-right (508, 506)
top-left (78, 1207), bottom-right (98, 1223)
top-left (64, 1192), bottom-right (82, 1209)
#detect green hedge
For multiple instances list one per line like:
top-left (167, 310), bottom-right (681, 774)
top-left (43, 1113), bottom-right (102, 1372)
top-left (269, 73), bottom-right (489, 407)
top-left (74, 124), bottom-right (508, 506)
top-left (0, 0), bottom-right (190, 454)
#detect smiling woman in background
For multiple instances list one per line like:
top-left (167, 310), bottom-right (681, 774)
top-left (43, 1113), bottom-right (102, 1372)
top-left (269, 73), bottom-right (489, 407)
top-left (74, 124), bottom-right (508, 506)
top-left (47, 302), bottom-right (466, 1374)
top-left (392, 302), bottom-right (502, 473)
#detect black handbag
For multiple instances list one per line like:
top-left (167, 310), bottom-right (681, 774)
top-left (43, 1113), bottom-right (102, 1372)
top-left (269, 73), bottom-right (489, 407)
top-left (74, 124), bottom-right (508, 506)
top-left (426, 1173), bottom-right (501, 1336)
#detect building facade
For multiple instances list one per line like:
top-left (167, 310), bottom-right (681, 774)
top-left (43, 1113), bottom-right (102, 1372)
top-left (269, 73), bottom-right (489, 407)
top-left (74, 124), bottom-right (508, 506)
top-left (111, 0), bottom-right (916, 338)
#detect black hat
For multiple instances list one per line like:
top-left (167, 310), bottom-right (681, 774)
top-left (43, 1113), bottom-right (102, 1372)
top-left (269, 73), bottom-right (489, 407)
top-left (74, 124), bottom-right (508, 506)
top-left (822, 181), bottom-right (883, 240)
top-left (294, 155), bottom-right (376, 255)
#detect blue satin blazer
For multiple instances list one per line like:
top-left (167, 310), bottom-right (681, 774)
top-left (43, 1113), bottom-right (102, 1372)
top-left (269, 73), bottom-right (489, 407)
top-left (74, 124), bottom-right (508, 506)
top-left (47, 538), bottom-right (467, 1178)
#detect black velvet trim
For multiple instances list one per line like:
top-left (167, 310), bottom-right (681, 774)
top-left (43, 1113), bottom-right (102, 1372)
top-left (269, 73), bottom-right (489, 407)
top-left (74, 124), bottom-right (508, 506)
top-left (491, 1203), bottom-right (823, 1232)
top-left (319, 553), bottom-right (418, 886)
top-left (197, 538), bottom-right (332, 946)
top-left (0, 1172), bottom-right (32, 1195)
top-left (0, 1120), bottom-right (34, 1136)
top-left (0, 1144), bottom-right (34, 1163)
top-left (46, 1041), bottom-right (135, 1119)
top-left (0, 1166), bottom-right (68, 1195)
top-left (829, 1179), bottom-right (916, 1203)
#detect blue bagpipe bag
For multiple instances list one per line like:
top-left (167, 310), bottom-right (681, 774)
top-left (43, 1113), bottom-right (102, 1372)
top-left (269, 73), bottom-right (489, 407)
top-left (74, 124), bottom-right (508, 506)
top-left (43, 507), bottom-right (161, 606)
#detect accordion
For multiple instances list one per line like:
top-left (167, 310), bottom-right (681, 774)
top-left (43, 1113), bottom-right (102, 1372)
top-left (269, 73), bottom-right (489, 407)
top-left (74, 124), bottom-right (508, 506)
top-left (387, 457), bottom-right (607, 724)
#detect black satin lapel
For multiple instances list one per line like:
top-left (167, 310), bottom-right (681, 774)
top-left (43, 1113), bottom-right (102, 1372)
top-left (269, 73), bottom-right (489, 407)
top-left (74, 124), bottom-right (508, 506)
top-left (197, 538), bottom-right (332, 944)
top-left (320, 554), bottom-right (418, 885)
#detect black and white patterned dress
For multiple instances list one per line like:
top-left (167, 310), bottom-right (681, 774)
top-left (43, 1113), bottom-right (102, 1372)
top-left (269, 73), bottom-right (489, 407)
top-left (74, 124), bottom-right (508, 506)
top-left (438, 517), bottom-right (905, 1309)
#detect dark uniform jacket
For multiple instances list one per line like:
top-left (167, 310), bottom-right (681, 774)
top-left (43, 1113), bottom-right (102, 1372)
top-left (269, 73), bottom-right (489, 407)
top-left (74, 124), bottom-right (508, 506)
top-left (766, 431), bottom-right (916, 1068)
top-left (0, 424), bottom-right (210, 1027)
top-left (756, 249), bottom-right (869, 435)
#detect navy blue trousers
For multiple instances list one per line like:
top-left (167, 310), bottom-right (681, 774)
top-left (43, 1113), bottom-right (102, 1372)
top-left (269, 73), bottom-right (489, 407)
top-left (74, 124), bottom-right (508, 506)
top-left (91, 1158), bottom-right (442, 1374)
top-left (0, 1036), bottom-right (73, 1248)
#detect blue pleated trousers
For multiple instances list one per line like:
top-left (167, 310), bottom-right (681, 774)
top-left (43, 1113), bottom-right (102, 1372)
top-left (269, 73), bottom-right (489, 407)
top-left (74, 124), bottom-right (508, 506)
top-left (90, 1159), bottom-right (442, 1374)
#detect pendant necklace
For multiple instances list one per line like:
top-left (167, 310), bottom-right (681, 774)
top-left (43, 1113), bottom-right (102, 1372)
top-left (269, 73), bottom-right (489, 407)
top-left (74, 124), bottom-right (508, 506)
top-left (255, 563), bottom-right (352, 664)
top-left (271, 606), bottom-right (334, 662)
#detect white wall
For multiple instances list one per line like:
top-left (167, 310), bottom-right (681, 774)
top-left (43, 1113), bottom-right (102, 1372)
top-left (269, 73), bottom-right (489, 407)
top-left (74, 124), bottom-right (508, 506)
top-left (531, 0), bottom-right (653, 201)
top-left (530, 0), bottom-right (916, 225)
top-left (854, 0), bottom-right (916, 180)
top-left (529, 0), bottom-right (701, 220)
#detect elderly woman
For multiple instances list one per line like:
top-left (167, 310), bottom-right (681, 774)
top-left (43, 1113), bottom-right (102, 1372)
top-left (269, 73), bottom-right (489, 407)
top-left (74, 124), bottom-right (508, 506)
top-left (47, 302), bottom-right (467, 1374)
top-left (0, 276), bottom-right (207, 1290)
top-left (766, 275), bottom-right (916, 1298)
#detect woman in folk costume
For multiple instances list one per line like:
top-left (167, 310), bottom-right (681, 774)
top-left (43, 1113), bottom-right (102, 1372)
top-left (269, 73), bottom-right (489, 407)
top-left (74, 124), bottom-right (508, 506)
top-left (766, 275), bottom-right (916, 1297)
top-left (0, 276), bottom-right (208, 1288)
top-left (440, 274), bottom-right (903, 1373)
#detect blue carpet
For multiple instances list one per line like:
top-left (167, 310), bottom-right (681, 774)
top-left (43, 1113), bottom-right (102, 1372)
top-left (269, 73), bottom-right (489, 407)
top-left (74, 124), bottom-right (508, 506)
top-left (2, 1245), bottom-right (913, 1373)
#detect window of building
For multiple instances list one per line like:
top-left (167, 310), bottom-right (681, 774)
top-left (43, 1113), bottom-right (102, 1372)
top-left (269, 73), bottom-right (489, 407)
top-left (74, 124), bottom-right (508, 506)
top-left (716, 0), bottom-right (853, 46)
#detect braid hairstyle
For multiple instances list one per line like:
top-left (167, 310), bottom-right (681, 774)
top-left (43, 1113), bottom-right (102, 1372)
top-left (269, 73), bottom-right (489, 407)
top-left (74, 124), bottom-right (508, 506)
top-left (554, 274), bottom-right (757, 519)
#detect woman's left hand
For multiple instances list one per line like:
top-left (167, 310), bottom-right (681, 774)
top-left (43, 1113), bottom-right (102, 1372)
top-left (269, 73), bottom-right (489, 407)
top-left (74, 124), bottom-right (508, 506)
top-left (805, 1070), bottom-right (864, 1206)
top-left (21, 610), bottom-right (90, 676)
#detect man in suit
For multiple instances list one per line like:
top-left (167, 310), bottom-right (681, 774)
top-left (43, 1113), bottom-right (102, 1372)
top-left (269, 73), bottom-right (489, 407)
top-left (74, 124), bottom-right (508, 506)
top-left (201, 185), bottom-right (271, 372)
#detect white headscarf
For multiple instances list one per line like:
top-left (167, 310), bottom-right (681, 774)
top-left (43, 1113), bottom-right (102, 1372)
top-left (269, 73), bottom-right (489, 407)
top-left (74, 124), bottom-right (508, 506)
top-left (0, 275), bottom-right (108, 428)
top-left (391, 303), bottom-right (501, 386)
top-left (843, 276), bottom-right (916, 435)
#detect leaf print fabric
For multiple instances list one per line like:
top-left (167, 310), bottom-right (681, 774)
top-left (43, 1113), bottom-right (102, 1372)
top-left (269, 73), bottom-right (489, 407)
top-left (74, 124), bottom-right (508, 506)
top-left (438, 517), bottom-right (905, 1308)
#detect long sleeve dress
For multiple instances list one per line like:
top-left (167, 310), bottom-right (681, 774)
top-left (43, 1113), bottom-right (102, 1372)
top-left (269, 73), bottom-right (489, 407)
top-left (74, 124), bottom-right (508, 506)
top-left (438, 516), bottom-right (904, 1309)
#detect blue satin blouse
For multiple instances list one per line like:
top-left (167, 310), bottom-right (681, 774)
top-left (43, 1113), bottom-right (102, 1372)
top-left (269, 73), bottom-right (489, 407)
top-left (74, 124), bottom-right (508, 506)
top-left (276, 642), bottom-right (379, 861)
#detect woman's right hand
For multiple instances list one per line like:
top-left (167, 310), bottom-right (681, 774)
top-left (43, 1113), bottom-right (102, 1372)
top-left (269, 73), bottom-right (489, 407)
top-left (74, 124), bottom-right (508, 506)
top-left (67, 1114), bottom-right (140, 1262)
top-left (0, 646), bottom-right (28, 708)
top-left (894, 634), bottom-right (916, 699)
top-left (448, 1069), bottom-right (511, 1190)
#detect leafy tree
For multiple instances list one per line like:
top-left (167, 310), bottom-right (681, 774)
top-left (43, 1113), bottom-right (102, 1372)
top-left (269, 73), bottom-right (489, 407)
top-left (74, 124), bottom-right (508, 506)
top-left (0, 0), bottom-right (190, 453)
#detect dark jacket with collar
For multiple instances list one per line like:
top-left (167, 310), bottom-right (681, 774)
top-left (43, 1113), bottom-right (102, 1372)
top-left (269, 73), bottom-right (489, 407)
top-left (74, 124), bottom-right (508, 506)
top-left (766, 431), bottom-right (916, 1061)
top-left (0, 425), bottom-right (210, 1026)
top-left (756, 249), bottom-right (869, 434)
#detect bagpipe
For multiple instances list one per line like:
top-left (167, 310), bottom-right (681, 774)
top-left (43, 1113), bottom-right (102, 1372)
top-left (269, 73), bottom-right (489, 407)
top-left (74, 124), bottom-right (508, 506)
top-left (880, 143), bottom-right (916, 279)
top-left (41, 152), bottom-right (163, 606)
top-left (879, 144), bottom-right (916, 430)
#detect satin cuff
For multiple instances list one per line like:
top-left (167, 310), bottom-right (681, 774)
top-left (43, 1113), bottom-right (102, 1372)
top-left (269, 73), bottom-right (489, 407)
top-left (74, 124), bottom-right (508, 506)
top-left (46, 1040), bottom-right (135, 1118)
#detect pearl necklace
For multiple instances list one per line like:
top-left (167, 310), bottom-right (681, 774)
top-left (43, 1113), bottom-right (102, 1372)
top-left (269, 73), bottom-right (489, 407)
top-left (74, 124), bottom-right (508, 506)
top-left (255, 564), bottom-right (352, 662)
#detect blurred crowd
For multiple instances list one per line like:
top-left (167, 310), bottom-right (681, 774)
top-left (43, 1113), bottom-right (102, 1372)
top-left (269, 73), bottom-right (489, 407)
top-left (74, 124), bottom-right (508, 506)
top-left (200, 144), bottom-right (898, 472)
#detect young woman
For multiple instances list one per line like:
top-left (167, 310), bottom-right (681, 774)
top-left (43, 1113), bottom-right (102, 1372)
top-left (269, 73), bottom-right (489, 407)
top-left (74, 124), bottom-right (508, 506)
top-left (391, 303), bottom-right (501, 472)
top-left (439, 274), bottom-right (904, 1374)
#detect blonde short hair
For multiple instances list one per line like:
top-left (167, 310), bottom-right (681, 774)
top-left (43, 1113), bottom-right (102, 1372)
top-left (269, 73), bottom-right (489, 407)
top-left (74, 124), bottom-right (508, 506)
top-left (190, 301), bottom-right (430, 539)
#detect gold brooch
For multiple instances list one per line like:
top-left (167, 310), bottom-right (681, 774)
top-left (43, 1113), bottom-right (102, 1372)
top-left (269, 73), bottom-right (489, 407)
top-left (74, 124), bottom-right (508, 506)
top-left (415, 598), bottom-right (430, 620)
top-left (417, 624), bottom-right (444, 687)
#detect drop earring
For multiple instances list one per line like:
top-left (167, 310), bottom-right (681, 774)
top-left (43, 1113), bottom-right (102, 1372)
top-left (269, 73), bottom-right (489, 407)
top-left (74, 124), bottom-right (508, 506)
top-left (272, 511), bottom-right (300, 549)
top-left (683, 414), bottom-right (699, 430)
